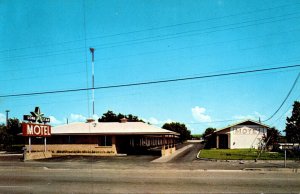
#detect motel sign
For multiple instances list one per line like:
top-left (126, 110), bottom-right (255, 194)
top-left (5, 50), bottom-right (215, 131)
top-left (22, 107), bottom-right (51, 137)
top-left (22, 107), bottom-right (51, 154)
top-left (22, 123), bottom-right (51, 137)
top-left (23, 107), bottom-right (50, 123)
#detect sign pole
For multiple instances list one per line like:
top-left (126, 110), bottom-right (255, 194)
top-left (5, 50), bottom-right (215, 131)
top-left (44, 137), bottom-right (47, 152)
top-left (284, 149), bottom-right (287, 168)
top-left (22, 107), bottom-right (51, 156)
top-left (29, 137), bottom-right (31, 153)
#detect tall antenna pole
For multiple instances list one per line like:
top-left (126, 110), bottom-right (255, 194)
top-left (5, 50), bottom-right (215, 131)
top-left (90, 48), bottom-right (95, 116)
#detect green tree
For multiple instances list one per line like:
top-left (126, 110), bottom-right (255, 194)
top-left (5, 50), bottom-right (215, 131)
top-left (126, 114), bottom-right (139, 122)
top-left (99, 111), bottom-right (118, 122)
top-left (202, 127), bottom-right (217, 148)
top-left (0, 124), bottom-right (8, 150)
top-left (191, 134), bottom-right (202, 140)
top-left (263, 127), bottom-right (281, 151)
top-left (98, 110), bottom-right (143, 122)
top-left (285, 101), bottom-right (300, 144)
top-left (0, 118), bottom-right (22, 150)
top-left (7, 118), bottom-right (22, 136)
top-left (162, 122), bottom-right (191, 142)
top-left (203, 127), bottom-right (216, 140)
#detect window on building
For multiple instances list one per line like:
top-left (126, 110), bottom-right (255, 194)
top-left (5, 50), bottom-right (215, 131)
top-left (98, 136), bottom-right (112, 146)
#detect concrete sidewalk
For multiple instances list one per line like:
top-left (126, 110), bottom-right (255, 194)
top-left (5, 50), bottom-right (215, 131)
top-left (151, 144), bottom-right (194, 163)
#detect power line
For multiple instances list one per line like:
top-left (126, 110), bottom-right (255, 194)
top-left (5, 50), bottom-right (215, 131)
top-left (1, 64), bottom-right (300, 98)
top-left (263, 71), bottom-right (300, 122)
top-left (0, 27), bottom-right (297, 68)
top-left (20, 28), bottom-right (300, 66)
top-left (0, 60), bottom-right (86, 74)
top-left (271, 106), bottom-right (292, 127)
top-left (93, 13), bottom-right (300, 50)
top-left (270, 93), bottom-right (300, 126)
top-left (185, 81), bottom-right (300, 126)
top-left (0, 70), bottom-right (83, 82)
top-left (189, 86), bottom-right (299, 126)
top-left (0, 2), bottom-right (298, 54)
top-left (186, 119), bottom-right (238, 124)
top-left (83, 3), bottom-right (300, 43)
top-left (96, 28), bottom-right (300, 62)
top-left (1, 12), bottom-right (300, 62)
top-left (2, 30), bottom-right (300, 77)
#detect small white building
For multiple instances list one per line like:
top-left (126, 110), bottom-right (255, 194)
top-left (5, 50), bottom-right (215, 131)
top-left (211, 120), bottom-right (269, 149)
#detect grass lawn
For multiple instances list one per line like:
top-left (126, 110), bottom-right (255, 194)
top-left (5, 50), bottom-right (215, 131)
top-left (199, 149), bottom-right (284, 160)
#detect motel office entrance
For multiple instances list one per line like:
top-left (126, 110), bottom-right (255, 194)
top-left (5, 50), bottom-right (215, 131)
top-left (218, 134), bottom-right (229, 149)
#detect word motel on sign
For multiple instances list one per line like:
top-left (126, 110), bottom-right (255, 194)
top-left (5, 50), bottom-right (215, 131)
top-left (22, 123), bottom-right (51, 137)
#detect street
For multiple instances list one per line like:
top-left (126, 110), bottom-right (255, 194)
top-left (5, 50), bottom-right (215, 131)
top-left (0, 164), bottom-right (299, 194)
top-left (0, 144), bottom-right (299, 194)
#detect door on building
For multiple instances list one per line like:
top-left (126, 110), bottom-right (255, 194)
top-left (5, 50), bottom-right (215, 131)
top-left (116, 136), bottom-right (131, 154)
top-left (219, 134), bottom-right (228, 149)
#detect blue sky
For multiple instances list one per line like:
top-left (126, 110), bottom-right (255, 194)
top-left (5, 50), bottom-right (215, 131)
top-left (1, 0), bottom-right (300, 134)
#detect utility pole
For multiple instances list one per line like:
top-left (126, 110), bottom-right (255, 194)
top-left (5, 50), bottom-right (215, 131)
top-left (90, 48), bottom-right (95, 116)
top-left (5, 110), bottom-right (9, 127)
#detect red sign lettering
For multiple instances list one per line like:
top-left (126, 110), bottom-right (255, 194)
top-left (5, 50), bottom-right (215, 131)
top-left (22, 123), bottom-right (51, 137)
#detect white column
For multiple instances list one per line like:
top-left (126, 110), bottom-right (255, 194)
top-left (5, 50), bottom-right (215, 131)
top-left (29, 137), bottom-right (31, 153)
top-left (44, 137), bottom-right (47, 152)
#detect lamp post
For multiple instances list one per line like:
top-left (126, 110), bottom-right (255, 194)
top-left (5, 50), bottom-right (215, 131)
top-left (5, 110), bottom-right (9, 127)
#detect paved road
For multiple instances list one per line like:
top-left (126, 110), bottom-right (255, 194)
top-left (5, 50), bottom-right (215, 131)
top-left (170, 142), bottom-right (203, 163)
top-left (0, 148), bottom-right (300, 193)
top-left (0, 164), bottom-right (299, 194)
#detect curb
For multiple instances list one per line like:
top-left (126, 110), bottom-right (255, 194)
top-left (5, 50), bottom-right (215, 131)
top-left (196, 150), bottom-right (201, 159)
top-left (243, 168), bottom-right (299, 173)
top-left (39, 167), bottom-right (298, 173)
top-left (196, 150), bottom-right (218, 162)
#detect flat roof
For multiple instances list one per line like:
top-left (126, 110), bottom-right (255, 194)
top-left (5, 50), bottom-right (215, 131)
top-left (52, 122), bottom-right (179, 136)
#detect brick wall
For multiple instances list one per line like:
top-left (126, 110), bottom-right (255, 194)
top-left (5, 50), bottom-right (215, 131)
top-left (161, 147), bottom-right (176, 156)
top-left (26, 144), bottom-right (117, 156)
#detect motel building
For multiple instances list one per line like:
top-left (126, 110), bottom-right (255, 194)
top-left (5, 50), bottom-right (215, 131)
top-left (24, 118), bottom-right (179, 160)
top-left (206, 119), bottom-right (270, 149)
